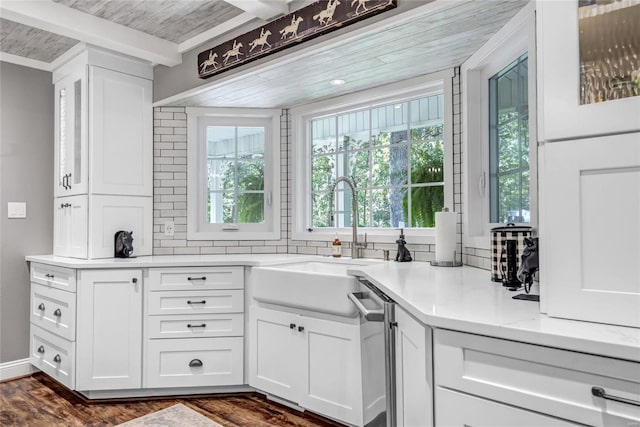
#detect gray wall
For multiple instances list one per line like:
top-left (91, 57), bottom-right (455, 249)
top-left (0, 61), bottom-right (54, 363)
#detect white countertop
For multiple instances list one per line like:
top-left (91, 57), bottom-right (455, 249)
top-left (27, 254), bottom-right (640, 362)
top-left (348, 262), bottom-right (640, 362)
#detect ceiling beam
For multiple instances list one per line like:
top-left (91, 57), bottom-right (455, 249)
top-left (0, 0), bottom-right (181, 66)
top-left (178, 13), bottom-right (257, 53)
top-left (223, 0), bottom-right (289, 20)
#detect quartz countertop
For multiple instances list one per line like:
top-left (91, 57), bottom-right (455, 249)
top-left (347, 261), bottom-right (640, 362)
top-left (27, 254), bottom-right (640, 362)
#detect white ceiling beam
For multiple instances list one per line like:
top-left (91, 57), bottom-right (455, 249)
top-left (223, 0), bottom-right (289, 20)
top-left (0, 52), bottom-right (52, 71)
top-left (0, 0), bottom-right (181, 66)
top-left (178, 12), bottom-right (257, 53)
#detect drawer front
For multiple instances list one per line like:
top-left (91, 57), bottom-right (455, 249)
top-left (31, 263), bottom-right (76, 292)
top-left (434, 329), bottom-right (640, 427)
top-left (31, 284), bottom-right (76, 341)
top-left (30, 324), bottom-right (75, 390)
top-left (436, 387), bottom-right (582, 426)
top-left (148, 267), bottom-right (243, 291)
top-left (145, 337), bottom-right (243, 388)
top-left (147, 290), bottom-right (244, 315)
top-left (147, 313), bottom-right (244, 339)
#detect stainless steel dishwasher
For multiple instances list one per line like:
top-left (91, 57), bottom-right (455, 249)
top-left (348, 277), bottom-right (397, 427)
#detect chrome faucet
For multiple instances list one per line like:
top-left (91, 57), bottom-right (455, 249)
top-left (328, 176), bottom-right (368, 259)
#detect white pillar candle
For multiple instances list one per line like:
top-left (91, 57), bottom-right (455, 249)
top-left (435, 210), bottom-right (457, 262)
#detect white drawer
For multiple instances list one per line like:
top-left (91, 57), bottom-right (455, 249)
top-left (30, 324), bottom-right (75, 390)
top-left (434, 329), bottom-right (640, 427)
top-left (31, 283), bottom-right (76, 341)
top-left (147, 313), bottom-right (244, 339)
top-left (148, 267), bottom-right (243, 291)
top-left (145, 337), bottom-right (243, 388)
top-left (31, 263), bottom-right (76, 292)
top-left (147, 289), bottom-right (244, 315)
top-left (436, 387), bottom-right (582, 426)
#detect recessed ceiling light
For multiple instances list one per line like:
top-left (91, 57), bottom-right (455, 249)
top-left (329, 79), bottom-right (346, 86)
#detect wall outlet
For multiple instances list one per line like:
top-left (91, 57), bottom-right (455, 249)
top-left (7, 202), bottom-right (27, 218)
top-left (164, 220), bottom-right (175, 236)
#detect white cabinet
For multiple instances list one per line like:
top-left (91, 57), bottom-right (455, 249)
top-left (249, 306), bottom-right (365, 426)
top-left (434, 329), bottom-right (640, 427)
top-left (54, 69), bottom-right (87, 197)
top-left (536, 0), bottom-right (640, 141)
top-left (76, 269), bottom-right (142, 391)
top-left (144, 267), bottom-right (245, 389)
top-left (53, 195), bottom-right (88, 259)
top-left (395, 306), bottom-right (433, 427)
top-left (89, 66), bottom-right (152, 196)
top-left (541, 134), bottom-right (640, 328)
top-left (52, 48), bottom-right (152, 259)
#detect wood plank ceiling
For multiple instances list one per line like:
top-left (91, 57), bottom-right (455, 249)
top-left (0, 18), bottom-right (79, 62)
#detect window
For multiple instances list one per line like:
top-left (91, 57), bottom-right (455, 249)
top-left (489, 54), bottom-right (529, 223)
top-left (292, 71), bottom-right (453, 241)
top-left (187, 108), bottom-right (280, 240)
top-left (310, 95), bottom-right (445, 229)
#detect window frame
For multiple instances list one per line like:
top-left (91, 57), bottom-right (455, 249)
top-left (462, 2), bottom-right (537, 250)
top-left (291, 70), bottom-right (454, 243)
top-left (186, 107), bottom-right (281, 241)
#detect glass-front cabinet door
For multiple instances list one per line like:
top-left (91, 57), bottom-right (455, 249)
top-left (54, 69), bottom-right (87, 197)
top-left (537, 0), bottom-right (640, 141)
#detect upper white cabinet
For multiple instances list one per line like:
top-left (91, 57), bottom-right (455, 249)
top-left (54, 69), bottom-right (88, 197)
top-left (89, 66), bottom-right (152, 196)
top-left (537, 0), bottom-right (640, 141)
top-left (52, 48), bottom-right (153, 259)
top-left (541, 133), bottom-right (640, 328)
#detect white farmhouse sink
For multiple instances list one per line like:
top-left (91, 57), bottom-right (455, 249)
top-left (252, 259), bottom-right (373, 317)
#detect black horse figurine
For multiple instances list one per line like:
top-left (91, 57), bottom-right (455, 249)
top-left (517, 237), bottom-right (538, 292)
top-left (114, 230), bottom-right (134, 258)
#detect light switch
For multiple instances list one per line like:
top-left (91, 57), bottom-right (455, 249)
top-left (8, 202), bottom-right (27, 219)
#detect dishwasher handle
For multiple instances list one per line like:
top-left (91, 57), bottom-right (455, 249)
top-left (348, 291), bottom-right (384, 321)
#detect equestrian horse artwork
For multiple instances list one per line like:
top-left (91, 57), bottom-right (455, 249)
top-left (198, 0), bottom-right (397, 79)
top-left (114, 230), bottom-right (134, 258)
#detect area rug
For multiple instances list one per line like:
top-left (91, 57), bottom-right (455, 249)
top-left (117, 403), bottom-right (223, 427)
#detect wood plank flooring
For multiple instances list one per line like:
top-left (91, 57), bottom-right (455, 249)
top-left (0, 373), bottom-right (345, 427)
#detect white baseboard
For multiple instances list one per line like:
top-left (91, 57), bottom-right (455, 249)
top-left (0, 358), bottom-right (34, 382)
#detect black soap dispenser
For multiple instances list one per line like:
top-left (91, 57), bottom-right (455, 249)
top-left (395, 228), bottom-right (412, 262)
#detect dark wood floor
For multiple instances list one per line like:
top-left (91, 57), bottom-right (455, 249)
top-left (0, 373), bottom-right (345, 427)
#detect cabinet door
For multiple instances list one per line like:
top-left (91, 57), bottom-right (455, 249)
top-left (436, 388), bottom-right (582, 426)
top-left (54, 69), bottom-right (88, 197)
top-left (249, 306), bottom-right (303, 403)
top-left (300, 315), bottom-right (363, 427)
top-left (53, 195), bottom-right (87, 258)
top-left (537, 0), bottom-right (640, 141)
top-left (76, 269), bottom-right (142, 390)
top-left (89, 66), bottom-right (152, 196)
top-left (395, 307), bottom-right (433, 427)
top-left (542, 133), bottom-right (640, 327)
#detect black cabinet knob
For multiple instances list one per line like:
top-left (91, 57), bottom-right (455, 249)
top-left (298, 326), bottom-right (305, 332)
top-left (189, 359), bottom-right (203, 367)
top-left (289, 323), bottom-right (296, 329)
top-left (53, 309), bottom-right (62, 317)
top-left (37, 346), bottom-right (45, 354)
top-left (53, 354), bottom-right (61, 363)
top-left (38, 303), bottom-right (45, 311)
top-left (132, 278), bottom-right (138, 284)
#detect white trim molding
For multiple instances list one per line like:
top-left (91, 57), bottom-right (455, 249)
top-left (0, 358), bottom-right (34, 382)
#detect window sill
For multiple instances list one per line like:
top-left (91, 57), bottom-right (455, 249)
top-left (292, 228), bottom-right (436, 245)
top-left (187, 230), bottom-right (282, 241)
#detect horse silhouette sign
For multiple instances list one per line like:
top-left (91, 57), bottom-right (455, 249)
top-left (197, 0), bottom-right (397, 79)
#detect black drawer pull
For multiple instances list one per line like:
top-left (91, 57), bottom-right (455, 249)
top-left (289, 323), bottom-right (296, 329)
top-left (45, 274), bottom-right (55, 279)
top-left (592, 386), bottom-right (640, 407)
top-left (53, 354), bottom-right (61, 363)
top-left (37, 346), bottom-right (45, 354)
top-left (38, 303), bottom-right (45, 311)
top-left (187, 323), bottom-right (206, 328)
top-left (187, 300), bottom-right (206, 305)
top-left (189, 359), bottom-right (203, 367)
top-left (53, 309), bottom-right (62, 317)
top-left (187, 276), bottom-right (207, 281)
top-left (298, 326), bottom-right (305, 332)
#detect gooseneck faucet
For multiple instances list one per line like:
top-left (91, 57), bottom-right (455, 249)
top-left (328, 176), bottom-right (368, 259)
